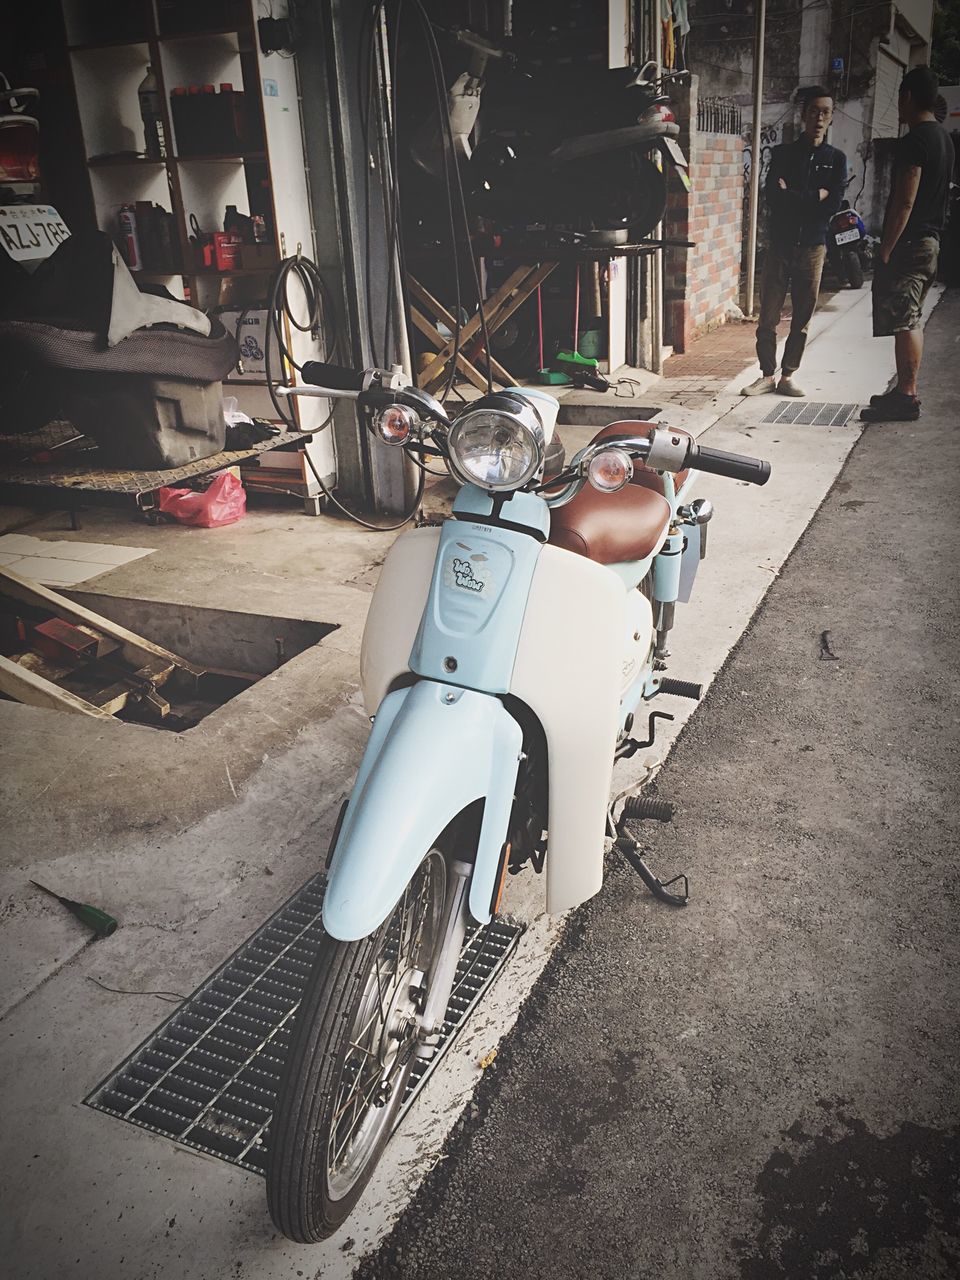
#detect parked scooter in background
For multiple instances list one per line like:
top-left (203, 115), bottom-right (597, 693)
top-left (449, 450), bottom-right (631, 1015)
top-left (266, 360), bottom-right (771, 1242)
top-left (827, 199), bottom-right (869, 289)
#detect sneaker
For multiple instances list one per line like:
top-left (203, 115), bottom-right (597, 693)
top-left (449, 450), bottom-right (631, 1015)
top-left (740, 374), bottom-right (777, 396)
top-left (776, 375), bottom-right (805, 397)
top-left (869, 388), bottom-right (921, 409)
top-left (860, 398), bottom-right (920, 422)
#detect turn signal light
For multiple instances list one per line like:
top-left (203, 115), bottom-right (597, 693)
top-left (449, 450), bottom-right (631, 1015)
top-left (373, 404), bottom-right (417, 444)
top-left (587, 448), bottom-right (633, 493)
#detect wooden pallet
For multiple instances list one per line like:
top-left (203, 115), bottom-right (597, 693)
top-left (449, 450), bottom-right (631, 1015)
top-left (0, 565), bottom-right (251, 726)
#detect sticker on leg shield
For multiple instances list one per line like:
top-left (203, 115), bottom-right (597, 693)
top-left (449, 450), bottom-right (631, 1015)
top-left (445, 553), bottom-right (492, 595)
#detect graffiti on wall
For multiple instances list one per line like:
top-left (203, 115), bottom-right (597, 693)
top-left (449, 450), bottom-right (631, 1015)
top-left (742, 121), bottom-right (782, 188)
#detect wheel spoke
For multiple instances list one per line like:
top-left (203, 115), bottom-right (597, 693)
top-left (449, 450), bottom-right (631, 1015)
top-left (331, 1064), bottom-right (388, 1166)
top-left (307, 851), bottom-right (448, 1204)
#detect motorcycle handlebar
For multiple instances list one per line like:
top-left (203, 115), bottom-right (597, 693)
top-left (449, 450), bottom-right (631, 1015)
top-left (301, 360), bottom-right (366, 392)
top-left (686, 442), bottom-right (771, 486)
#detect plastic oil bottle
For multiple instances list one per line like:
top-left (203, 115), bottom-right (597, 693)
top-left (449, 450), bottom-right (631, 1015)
top-left (138, 65), bottom-right (166, 160)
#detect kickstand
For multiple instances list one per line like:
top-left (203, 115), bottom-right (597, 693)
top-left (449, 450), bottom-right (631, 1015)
top-left (614, 832), bottom-right (689, 907)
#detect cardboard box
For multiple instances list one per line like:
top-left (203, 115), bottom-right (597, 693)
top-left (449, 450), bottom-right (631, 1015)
top-left (220, 308), bottom-right (269, 381)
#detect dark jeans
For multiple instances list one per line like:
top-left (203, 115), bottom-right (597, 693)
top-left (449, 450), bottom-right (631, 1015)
top-left (756, 244), bottom-right (826, 376)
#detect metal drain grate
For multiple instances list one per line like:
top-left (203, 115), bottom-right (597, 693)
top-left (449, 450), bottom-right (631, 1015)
top-left (86, 875), bottom-right (522, 1174)
top-left (762, 400), bottom-right (857, 427)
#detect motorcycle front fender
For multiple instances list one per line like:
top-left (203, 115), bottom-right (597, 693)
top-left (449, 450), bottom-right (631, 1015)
top-left (322, 680), bottom-right (523, 941)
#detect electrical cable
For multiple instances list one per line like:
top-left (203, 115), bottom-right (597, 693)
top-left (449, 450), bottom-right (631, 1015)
top-left (263, 5), bottom-right (501, 530)
top-left (401, 1), bottom-right (466, 402)
top-left (413, 0), bottom-right (494, 396)
top-left (264, 252), bottom-right (425, 531)
top-left (359, 1), bottom-right (386, 368)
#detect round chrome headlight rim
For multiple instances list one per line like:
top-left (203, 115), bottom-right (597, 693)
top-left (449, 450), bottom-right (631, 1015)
top-left (446, 400), bottom-right (545, 493)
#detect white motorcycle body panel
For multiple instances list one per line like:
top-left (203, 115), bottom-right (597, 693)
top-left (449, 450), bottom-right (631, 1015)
top-left (361, 529), bottom-right (632, 916)
top-left (509, 546), bottom-right (627, 912)
top-left (360, 526), bottom-right (440, 716)
top-left (621, 588), bottom-right (655, 694)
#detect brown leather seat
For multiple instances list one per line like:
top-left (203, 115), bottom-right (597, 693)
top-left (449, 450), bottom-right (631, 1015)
top-left (589, 421), bottom-right (692, 495)
top-left (548, 476), bottom-right (671, 565)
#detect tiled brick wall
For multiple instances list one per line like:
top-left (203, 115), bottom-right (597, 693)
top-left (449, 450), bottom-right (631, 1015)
top-left (665, 126), bottom-right (745, 353)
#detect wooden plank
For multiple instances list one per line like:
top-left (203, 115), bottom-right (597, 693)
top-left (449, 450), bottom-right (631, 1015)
top-left (416, 264), bottom-right (533, 387)
top-left (416, 263), bottom-right (557, 392)
top-left (410, 305), bottom-right (448, 348)
top-left (0, 566), bottom-right (204, 679)
top-left (85, 682), bottom-right (135, 715)
top-left (0, 654), bottom-right (115, 718)
top-left (412, 307), bottom-right (490, 394)
top-left (408, 278), bottom-right (459, 331)
top-left (423, 350), bottom-right (491, 397)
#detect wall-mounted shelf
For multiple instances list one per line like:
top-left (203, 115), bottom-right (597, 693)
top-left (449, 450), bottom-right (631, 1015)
top-left (87, 155), bottom-right (166, 168)
top-left (68, 37), bottom-right (152, 52)
top-left (176, 152), bottom-right (267, 163)
top-left (58, 0), bottom-right (333, 447)
top-left (159, 26), bottom-right (254, 44)
top-left (190, 266), bottom-right (276, 277)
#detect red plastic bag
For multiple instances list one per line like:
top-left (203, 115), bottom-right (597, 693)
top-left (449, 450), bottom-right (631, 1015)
top-left (156, 472), bottom-right (246, 527)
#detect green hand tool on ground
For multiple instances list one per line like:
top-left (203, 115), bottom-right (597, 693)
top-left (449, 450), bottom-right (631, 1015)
top-left (30, 880), bottom-right (118, 939)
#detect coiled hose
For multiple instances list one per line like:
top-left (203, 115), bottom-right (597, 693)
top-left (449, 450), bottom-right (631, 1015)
top-left (265, 253), bottom-right (424, 531)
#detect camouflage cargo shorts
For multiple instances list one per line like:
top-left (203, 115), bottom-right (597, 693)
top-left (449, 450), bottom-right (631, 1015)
top-left (872, 235), bottom-right (939, 336)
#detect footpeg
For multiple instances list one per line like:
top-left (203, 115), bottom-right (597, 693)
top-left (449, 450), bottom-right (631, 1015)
top-left (614, 799), bottom-right (688, 906)
top-left (657, 677), bottom-right (703, 700)
top-left (622, 796), bottom-right (675, 823)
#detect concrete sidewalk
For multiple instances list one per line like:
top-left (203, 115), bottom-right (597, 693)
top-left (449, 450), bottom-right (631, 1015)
top-left (0, 281), bottom-right (945, 1279)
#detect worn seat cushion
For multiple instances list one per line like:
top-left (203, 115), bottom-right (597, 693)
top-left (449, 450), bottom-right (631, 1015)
top-left (547, 476), bottom-right (671, 565)
top-left (547, 421), bottom-right (692, 565)
top-left (0, 318), bottom-right (238, 383)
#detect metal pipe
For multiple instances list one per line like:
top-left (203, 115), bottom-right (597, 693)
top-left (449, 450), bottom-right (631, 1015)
top-left (648, 0), bottom-right (664, 372)
top-left (744, 0), bottom-right (767, 317)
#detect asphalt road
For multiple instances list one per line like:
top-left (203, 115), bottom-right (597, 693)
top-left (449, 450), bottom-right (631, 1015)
top-left (356, 291), bottom-right (960, 1280)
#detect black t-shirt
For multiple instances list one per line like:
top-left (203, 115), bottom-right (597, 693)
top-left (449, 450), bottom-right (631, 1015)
top-left (889, 121), bottom-right (954, 239)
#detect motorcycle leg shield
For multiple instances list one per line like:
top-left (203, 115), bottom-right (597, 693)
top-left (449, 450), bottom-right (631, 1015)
top-left (322, 681), bottom-right (523, 941)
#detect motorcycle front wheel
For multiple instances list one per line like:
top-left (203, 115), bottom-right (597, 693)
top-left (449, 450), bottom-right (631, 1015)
top-left (843, 247), bottom-right (864, 290)
top-left (267, 848), bottom-right (447, 1242)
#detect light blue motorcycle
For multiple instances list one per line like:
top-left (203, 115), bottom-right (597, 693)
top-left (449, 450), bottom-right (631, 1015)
top-left (267, 360), bottom-right (770, 1240)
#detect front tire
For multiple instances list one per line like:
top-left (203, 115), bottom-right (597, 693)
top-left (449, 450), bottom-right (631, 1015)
top-left (267, 849), bottom-right (447, 1242)
top-left (844, 247), bottom-right (864, 290)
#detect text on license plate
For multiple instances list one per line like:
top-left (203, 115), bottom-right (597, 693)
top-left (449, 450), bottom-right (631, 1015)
top-left (835, 228), bottom-right (859, 245)
top-left (0, 205), bottom-right (71, 263)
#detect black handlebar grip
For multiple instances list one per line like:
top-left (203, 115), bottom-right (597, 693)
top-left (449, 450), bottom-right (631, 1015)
top-left (300, 361), bottom-right (365, 391)
top-left (688, 442), bottom-right (771, 486)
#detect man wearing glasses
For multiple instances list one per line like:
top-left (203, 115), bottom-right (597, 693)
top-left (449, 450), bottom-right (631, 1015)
top-left (742, 87), bottom-right (847, 398)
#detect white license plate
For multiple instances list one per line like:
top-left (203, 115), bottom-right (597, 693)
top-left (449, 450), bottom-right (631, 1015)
top-left (0, 204), bottom-right (71, 263)
top-left (661, 137), bottom-right (688, 168)
top-left (835, 228), bottom-right (859, 245)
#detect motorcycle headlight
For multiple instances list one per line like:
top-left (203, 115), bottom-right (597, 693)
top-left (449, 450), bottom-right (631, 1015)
top-left (447, 399), bottom-right (544, 492)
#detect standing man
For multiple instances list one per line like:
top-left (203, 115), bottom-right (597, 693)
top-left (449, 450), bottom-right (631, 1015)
top-left (741, 87), bottom-right (847, 398)
top-left (862, 66), bottom-right (953, 422)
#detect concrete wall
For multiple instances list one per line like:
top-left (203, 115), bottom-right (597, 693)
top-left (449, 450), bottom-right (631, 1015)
top-left (665, 83), bottom-right (745, 351)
